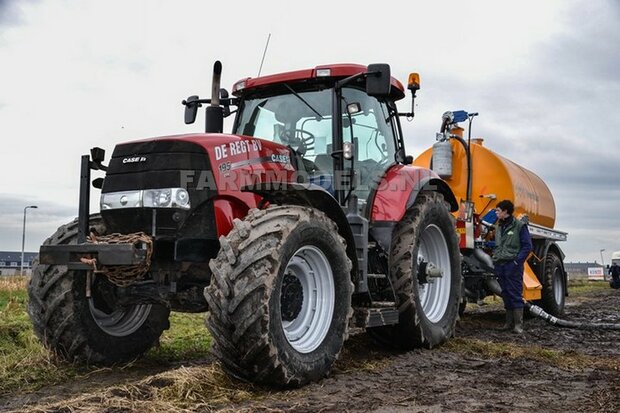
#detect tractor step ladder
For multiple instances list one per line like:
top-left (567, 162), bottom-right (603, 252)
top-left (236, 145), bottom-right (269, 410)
top-left (353, 306), bottom-right (400, 328)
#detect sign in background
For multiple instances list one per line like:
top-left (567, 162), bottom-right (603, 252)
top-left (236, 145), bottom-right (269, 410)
top-left (587, 267), bottom-right (605, 281)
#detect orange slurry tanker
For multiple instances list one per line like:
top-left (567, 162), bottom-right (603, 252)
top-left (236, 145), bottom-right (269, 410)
top-left (414, 111), bottom-right (568, 316)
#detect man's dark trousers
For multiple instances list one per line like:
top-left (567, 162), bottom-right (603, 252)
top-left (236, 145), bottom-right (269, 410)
top-left (495, 261), bottom-right (524, 309)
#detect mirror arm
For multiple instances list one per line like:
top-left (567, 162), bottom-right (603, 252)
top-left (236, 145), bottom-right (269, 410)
top-left (182, 97), bottom-right (238, 107)
top-left (335, 72), bottom-right (367, 90)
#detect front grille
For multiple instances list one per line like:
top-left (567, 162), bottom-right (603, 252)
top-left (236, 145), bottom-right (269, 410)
top-left (103, 139), bottom-right (212, 193)
top-left (101, 138), bottom-right (217, 239)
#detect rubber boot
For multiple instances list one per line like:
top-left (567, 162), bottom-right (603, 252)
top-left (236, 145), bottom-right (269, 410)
top-left (501, 310), bottom-right (514, 331)
top-left (512, 308), bottom-right (524, 334)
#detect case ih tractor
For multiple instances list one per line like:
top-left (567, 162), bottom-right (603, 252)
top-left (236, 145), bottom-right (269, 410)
top-left (29, 62), bottom-right (461, 386)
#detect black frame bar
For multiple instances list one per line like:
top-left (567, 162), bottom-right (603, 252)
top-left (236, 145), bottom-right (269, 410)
top-left (39, 243), bottom-right (147, 270)
top-left (78, 154), bottom-right (91, 243)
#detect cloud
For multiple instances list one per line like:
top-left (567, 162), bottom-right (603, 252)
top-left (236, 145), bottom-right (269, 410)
top-left (400, 1), bottom-right (620, 262)
top-left (0, 0), bottom-right (21, 26)
top-left (0, 0), bottom-right (39, 29)
top-left (0, 0), bottom-right (617, 263)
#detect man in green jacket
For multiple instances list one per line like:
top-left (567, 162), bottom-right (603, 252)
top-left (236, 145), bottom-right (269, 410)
top-left (492, 200), bottom-right (532, 333)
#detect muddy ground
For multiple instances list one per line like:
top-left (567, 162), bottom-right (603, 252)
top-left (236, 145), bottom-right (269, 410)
top-left (3, 287), bottom-right (619, 413)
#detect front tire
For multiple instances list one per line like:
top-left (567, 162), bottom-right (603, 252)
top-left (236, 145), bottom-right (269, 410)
top-left (205, 206), bottom-right (353, 387)
top-left (372, 192), bottom-right (461, 349)
top-left (27, 216), bottom-right (170, 364)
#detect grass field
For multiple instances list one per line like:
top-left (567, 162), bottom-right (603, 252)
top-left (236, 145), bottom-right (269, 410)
top-left (0, 276), bottom-right (612, 400)
top-left (0, 276), bottom-right (211, 396)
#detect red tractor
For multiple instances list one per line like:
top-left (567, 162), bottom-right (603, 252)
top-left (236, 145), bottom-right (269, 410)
top-left (29, 62), bottom-right (461, 386)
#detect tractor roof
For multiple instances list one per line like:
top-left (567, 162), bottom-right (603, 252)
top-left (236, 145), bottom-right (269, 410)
top-left (232, 63), bottom-right (405, 100)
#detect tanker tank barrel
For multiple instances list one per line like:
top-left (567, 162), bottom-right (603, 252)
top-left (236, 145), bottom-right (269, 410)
top-left (418, 111), bottom-right (558, 229)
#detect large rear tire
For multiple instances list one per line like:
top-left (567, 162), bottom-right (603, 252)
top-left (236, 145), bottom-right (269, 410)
top-left (27, 216), bottom-right (170, 364)
top-left (205, 206), bottom-right (352, 387)
top-left (536, 251), bottom-right (565, 316)
top-left (370, 192), bottom-right (461, 349)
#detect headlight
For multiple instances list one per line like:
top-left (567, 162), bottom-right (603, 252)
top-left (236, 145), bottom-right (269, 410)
top-left (175, 188), bottom-right (190, 207)
top-left (101, 188), bottom-right (191, 210)
top-left (144, 189), bottom-right (172, 208)
top-left (101, 190), bottom-right (142, 210)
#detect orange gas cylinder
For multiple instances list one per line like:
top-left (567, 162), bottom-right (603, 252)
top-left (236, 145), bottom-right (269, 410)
top-left (413, 132), bottom-right (556, 228)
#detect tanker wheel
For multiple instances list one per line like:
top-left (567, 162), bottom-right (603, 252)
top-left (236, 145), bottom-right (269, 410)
top-left (205, 206), bottom-right (353, 387)
top-left (27, 215), bottom-right (170, 364)
top-left (369, 192), bottom-right (461, 349)
top-left (536, 251), bottom-right (565, 316)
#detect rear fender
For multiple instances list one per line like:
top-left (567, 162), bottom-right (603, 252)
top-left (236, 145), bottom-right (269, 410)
top-left (370, 165), bottom-right (458, 223)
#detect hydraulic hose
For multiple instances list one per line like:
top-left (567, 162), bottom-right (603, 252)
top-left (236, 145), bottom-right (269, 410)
top-left (484, 278), bottom-right (620, 331)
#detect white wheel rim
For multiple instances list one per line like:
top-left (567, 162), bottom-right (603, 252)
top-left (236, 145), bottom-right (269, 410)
top-left (417, 224), bottom-right (451, 323)
top-left (280, 245), bottom-right (335, 354)
top-left (89, 299), bottom-right (152, 337)
top-left (553, 266), bottom-right (563, 305)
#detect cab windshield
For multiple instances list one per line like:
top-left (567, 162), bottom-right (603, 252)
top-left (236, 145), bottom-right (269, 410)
top-left (234, 86), bottom-right (398, 196)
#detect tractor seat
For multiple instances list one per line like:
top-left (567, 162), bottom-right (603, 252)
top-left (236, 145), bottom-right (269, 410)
top-left (313, 154), bottom-right (332, 173)
top-left (309, 154), bottom-right (335, 196)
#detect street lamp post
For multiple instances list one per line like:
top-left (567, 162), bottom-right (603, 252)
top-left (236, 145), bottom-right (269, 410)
top-left (600, 249), bottom-right (606, 280)
top-left (21, 205), bottom-right (38, 276)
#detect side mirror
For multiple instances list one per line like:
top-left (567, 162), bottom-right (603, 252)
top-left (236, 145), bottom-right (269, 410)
top-left (366, 63), bottom-right (391, 97)
top-left (221, 88), bottom-right (231, 117)
top-left (183, 95), bottom-right (201, 124)
top-left (90, 147), bottom-right (105, 163)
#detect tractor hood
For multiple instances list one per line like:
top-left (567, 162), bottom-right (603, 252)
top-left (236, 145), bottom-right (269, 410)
top-left (104, 133), bottom-right (295, 194)
top-left (101, 133), bottom-right (296, 237)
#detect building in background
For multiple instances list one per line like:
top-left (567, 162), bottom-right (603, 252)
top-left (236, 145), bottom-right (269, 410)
top-left (0, 251), bottom-right (37, 276)
top-left (564, 262), bottom-right (606, 281)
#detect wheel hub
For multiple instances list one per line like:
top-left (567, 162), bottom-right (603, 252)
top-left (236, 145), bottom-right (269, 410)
top-left (417, 260), bottom-right (429, 284)
top-left (417, 260), bottom-right (443, 285)
top-left (281, 272), bottom-right (304, 321)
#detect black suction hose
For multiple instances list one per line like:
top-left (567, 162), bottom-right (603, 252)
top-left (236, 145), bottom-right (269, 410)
top-left (484, 278), bottom-right (620, 331)
top-left (525, 302), bottom-right (620, 331)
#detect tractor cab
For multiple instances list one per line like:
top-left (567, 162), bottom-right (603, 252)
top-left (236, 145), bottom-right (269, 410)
top-left (233, 79), bottom-right (399, 208)
top-left (185, 63), bottom-right (419, 216)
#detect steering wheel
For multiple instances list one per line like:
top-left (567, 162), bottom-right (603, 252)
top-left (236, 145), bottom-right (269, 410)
top-left (280, 129), bottom-right (315, 155)
top-left (374, 135), bottom-right (389, 165)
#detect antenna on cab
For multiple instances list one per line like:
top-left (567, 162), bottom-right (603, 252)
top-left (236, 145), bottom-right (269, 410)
top-left (257, 33), bottom-right (271, 77)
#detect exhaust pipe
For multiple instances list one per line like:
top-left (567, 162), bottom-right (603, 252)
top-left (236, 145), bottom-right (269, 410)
top-left (205, 60), bottom-right (224, 133)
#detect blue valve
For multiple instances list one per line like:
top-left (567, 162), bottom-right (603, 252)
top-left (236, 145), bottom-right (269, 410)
top-left (451, 110), bottom-right (469, 123)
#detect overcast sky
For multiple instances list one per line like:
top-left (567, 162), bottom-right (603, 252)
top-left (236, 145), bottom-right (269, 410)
top-left (0, 0), bottom-right (618, 263)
